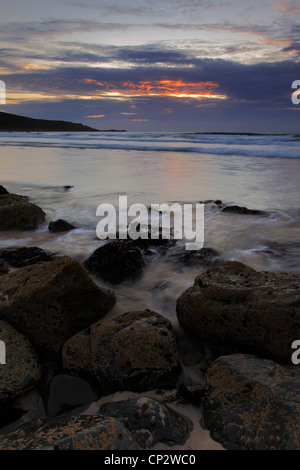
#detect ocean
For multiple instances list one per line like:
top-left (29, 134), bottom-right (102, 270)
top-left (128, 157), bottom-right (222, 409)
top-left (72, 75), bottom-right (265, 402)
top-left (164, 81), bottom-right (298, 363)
top-left (0, 131), bottom-right (299, 342)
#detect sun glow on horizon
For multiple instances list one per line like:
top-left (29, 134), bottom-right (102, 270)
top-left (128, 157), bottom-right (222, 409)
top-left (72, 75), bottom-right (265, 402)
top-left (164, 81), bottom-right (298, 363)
top-left (83, 78), bottom-right (227, 100)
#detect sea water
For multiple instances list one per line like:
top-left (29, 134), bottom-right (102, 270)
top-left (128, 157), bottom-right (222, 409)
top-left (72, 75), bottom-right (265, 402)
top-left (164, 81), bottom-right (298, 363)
top-left (0, 131), bottom-right (299, 333)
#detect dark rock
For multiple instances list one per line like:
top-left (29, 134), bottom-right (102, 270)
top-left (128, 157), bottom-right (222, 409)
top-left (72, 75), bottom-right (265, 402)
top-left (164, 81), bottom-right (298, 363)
top-left (176, 261), bottom-right (300, 364)
top-left (204, 354), bottom-right (300, 450)
top-left (0, 263), bottom-right (8, 275)
top-left (48, 219), bottom-right (76, 233)
top-left (43, 374), bottom-right (99, 418)
top-left (99, 396), bottom-right (192, 448)
top-left (177, 383), bottom-right (205, 407)
top-left (0, 403), bottom-right (25, 429)
top-left (63, 186), bottom-right (73, 191)
top-left (62, 309), bottom-right (181, 393)
top-left (0, 186), bottom-right (8, 196)
top-left (0, 193), bottom-right (45, 231)
top-left (222, 205), bottom-right (265, 215)
top-left (0, 246), bottom-right (56, 268)
top-left (85, 240), bottom-right (145, 284)
top-left (0, 256), bottom-right (116, 354)
top-left (0, 321), bottom-right (41, 402)
top-left (129, 227), bottom-right (176, 254)
top-left (0, 415), bottom-right (140, 450)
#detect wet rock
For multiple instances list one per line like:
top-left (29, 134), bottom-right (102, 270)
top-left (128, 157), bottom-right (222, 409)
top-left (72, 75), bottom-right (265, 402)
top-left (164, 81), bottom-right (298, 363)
top-left (0, 256), bottom-right (116, 354)
top-left (176, 261), bottom-right (300, 364)
top-left (43, 374), bottom-right (99, 418)
top-left (177, 247), bottom-right (222, 268)
top-left (129, 228), bottom-right (176, 255)
top-left (99, 396), bottom-right (192, 448)
top-left (0, 321), bottom-right (41, 402)
top-left (0, 403), bottom-right (25, 429)
top-left (177, 383), bottom-right (205, 407)
top-left (85, 240), bottom-right (145, 284)
top-left (0, 263), bottom-right (8, 275)
top-left (48, 219), bottom-right (76, 233)
top-left (0, 246), bottom-right (56, 268)
top-left (0, 186), bottom-right (8, 196)
top-left (222, 205), bottom-right (265, 215)
top-left (0, 415), bottom-right (140, 450)
top-left (0, 193), bottom-right (45, 231)
top-left (204, 354), bottom-right (300, 450)
top-left (62, 309), bottom-right (181, 393)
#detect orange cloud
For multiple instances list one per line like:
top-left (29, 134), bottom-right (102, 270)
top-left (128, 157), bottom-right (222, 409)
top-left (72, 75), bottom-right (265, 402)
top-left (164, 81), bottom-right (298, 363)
top-left (258, 39), bottom-right (291, 45)
top-left (83, 78), bottom-right (226, 100)
top-left (22, 65), bottom-right (52, 70)
top-left (86, 114), bottom-right (105, 118)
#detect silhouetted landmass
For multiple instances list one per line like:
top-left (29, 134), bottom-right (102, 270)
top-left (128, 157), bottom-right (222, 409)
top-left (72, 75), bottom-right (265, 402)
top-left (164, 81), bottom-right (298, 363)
top-left (0, 111), bottom-right (126, 132)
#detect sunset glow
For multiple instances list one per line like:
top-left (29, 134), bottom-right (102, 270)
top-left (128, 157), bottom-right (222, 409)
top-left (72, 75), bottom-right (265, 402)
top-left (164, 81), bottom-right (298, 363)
top-left (83, 79), bottom-right (226, 100)
top-left (0, 0), bottom-right (298, 132)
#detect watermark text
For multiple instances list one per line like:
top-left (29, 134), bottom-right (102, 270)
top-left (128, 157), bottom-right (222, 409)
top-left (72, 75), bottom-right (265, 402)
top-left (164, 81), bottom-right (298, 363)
top-left (96, 196), bottom-right (204, 250)
top-left (291, 80), bottom-right (300, 105)
top-left (0, 80), bottom-right (5, 105)
top-left (0, 340), bottom-right (6, 365)
top-left (291, 340), bottom-right (300, 365)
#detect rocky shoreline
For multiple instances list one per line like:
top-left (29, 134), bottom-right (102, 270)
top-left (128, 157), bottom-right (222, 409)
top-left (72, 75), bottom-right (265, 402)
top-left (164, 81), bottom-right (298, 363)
top-left (0, 185), bottom-right (299, 450)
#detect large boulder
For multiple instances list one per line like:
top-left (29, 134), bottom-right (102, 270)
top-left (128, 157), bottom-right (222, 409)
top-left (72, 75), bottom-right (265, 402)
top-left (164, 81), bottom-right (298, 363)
top-left (0, 321), bottom-right (41, 402)
top-left (99, 396), bottom-right (192, 448)
top-left (62, 309), bottom-right (181, 393)
top-left (85, 241), bottom-right (145, 284)
top-left (0, 193), bottom-right (45, 231)
top-left (0, 256), bottom-right (116, 354)
top-left (176, 261), bottom-right (300, 364)
top-left (203, 354), bottom-right (300, 450)
top-left (0, 415), bottom-right (140, 450)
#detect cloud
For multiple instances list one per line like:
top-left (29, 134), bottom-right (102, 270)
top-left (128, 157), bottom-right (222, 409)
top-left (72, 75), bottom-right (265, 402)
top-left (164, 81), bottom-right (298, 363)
top-left (272, 1), bottom-right (300, 13)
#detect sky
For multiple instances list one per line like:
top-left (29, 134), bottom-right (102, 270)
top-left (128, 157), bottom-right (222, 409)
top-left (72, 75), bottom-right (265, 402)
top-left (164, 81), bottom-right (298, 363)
top-left (0, 0), bottom-right (299, 132)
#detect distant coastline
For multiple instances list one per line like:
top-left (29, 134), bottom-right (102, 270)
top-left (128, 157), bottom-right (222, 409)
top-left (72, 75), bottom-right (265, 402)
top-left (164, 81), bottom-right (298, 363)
top-left (0, 111), bottom-right (126, 133)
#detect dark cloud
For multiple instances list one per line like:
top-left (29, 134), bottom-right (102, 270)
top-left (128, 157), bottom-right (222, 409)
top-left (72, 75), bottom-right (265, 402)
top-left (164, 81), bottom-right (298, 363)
top-left (2, 56), bottom-right (298, 105)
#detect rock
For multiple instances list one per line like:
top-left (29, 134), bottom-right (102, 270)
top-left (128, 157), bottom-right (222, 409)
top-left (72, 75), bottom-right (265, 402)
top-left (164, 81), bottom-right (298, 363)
top-left (176, 261), bottom-right (300, 364)
top-left (85, 240), bottom-right (145, 284)
top-left (176, 247), bottom-right (221, 268)
top-left (0, 193), bottom-right (45, 231)
top-left (222, 205), bottom-right (265, 215)
top-left (0, 263), bottom-right (8, 275)
top-left (0, 186), bottom-right (8, 196)
top-left (0, 403), bottom-right (25, 429)
top-left (43, 374), bottom-right (99, 418)
top-left (0, 246), bottom-right (56, 268)
top-left (99, 396), bottom-right (192, 448)
top-left (48, 219), bottom-right (76, 233)
top-left (129, 227), bottom-right (176, 254)
top-left (0, 321), bottom-right (41, 402)
top-left (203, 354), bottom-right (300, 450)
top-left (0, 415), bottom-right (140, 450)
top-left (177, 383), bottom-right (205, 407)
top-left (0, 256), bottom-right (116, 354)
top-left (62, 309), bottom-right (181, 393)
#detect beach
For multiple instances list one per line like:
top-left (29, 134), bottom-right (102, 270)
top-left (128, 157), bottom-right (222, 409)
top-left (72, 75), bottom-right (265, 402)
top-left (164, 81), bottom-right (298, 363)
top-left (0, 131), bottom-right (299, 450)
